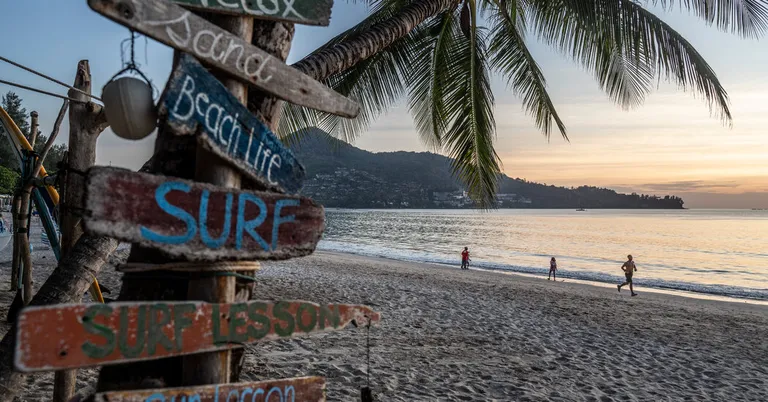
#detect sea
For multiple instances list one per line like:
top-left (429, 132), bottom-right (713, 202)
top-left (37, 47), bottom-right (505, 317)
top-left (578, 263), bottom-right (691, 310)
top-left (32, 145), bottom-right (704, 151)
top-left (319, 209), bottom-right (768, 302)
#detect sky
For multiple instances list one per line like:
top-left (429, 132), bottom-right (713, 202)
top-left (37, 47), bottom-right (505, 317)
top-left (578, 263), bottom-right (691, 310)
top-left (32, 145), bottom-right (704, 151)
top-left (0, 1), bottom-right (766, 208)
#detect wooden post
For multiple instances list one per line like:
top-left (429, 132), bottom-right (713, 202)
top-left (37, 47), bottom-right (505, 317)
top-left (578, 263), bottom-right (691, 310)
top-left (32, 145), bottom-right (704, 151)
top-left (53, 59), bottom-right (109, 402)
top-left (29, 111), bottom-right (39, 149)
top-left (9, 195), bottom-right (20, 292)
top-left (19, 155), bottom-right (34, 306)
top-left (180, 12), bottom-right (252, 386)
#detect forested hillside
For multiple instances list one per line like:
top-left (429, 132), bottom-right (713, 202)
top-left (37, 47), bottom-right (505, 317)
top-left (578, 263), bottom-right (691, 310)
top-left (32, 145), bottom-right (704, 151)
top-left (288, 129), bottom-right (685, 209)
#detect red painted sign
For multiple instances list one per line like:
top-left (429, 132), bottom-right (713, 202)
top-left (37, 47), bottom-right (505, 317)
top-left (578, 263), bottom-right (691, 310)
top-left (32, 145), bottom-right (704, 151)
top-left (83, 167), bottom-right (324, 261)
top-left (15, 300), bottom-right (381, 372)
top-left (93, 376), bottom-right (325, 402)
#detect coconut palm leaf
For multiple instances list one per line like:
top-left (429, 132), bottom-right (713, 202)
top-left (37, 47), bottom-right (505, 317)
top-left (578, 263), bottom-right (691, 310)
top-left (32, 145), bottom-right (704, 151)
top-left (650, 0), bottom-right (768, 38)
top-left (526, 0), bottom-right (731, 121)
top-left (407, 11), bottom-right (456, 150)
top-left (441, 2), bottom-right (500, 206)
top-left (488, 0), bottom-right (567, 139)
top-left (277, 0), bottom-right (415, 144)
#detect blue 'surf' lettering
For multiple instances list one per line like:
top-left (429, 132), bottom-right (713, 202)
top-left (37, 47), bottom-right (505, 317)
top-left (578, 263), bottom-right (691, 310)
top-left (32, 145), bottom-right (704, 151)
top-left (141, 182), bottom-right (197, 244)
top-left (199, 190), bottom-right (233, 248)
top-left (235, 193), bottom-right (269, 251)
top-left (271, 199), bottom-right (299, 250)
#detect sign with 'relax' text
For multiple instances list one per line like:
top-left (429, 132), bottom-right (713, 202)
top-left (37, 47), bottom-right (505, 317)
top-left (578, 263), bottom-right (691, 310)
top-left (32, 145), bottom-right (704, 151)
top-left (172, 0), bottom-right (334, 26)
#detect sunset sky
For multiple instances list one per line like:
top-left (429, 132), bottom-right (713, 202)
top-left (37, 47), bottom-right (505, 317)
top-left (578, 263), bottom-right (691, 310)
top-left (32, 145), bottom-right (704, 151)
top-left (1, 1), bottom-right (766, 208)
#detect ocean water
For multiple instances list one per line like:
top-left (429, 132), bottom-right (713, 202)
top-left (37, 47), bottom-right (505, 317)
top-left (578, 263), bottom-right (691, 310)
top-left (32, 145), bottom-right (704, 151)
top-left (318, 209), bottom-right (768, 301)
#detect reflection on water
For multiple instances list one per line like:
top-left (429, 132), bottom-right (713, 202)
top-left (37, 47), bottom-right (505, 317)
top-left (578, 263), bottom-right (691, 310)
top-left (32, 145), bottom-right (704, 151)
top-left (320, 209), bottom-right (768, 300)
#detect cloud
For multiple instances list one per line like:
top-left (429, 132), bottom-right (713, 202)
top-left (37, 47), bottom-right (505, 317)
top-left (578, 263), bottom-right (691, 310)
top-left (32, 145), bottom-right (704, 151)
top-left (632, 181), bottom-right (742, 192)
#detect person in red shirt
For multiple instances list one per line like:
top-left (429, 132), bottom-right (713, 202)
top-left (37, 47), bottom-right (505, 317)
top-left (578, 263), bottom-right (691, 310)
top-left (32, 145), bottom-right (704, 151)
top-left (461, 247), bottom-right (471, 270)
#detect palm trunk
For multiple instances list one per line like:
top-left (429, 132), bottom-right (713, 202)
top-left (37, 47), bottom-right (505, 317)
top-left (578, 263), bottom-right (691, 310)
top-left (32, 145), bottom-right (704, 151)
top-left (292, 0), bottom-right (457, 81)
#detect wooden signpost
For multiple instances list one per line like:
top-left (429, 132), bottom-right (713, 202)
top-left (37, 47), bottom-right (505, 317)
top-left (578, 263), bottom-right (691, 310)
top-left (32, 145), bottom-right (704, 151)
top-left (94, 376), bottom-right (326, 402)
top-left (15, 300), bottom-right (381, 371)
top-left (87, 0), bottom-right (359, 118)
top-left (162, 54), bottom-right (305, 194)
top-left (172, 0), bottom-right (334, 26)
top-left (82, 167), bottom-right (324, 261)
top-left (9, 3), bottom-right (380, 401)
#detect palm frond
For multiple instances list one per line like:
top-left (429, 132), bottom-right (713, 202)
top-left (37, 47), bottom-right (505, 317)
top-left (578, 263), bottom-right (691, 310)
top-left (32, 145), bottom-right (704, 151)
top-left (277, 0), bottom-right (414, 142)
top-left (407, 11), bottom-right (456, 150)
top-left (651, 0), bottom-right (768, 38)
top-left (488, 0), bottom-right (567, 140)
top-left (441, 3), bottom-right (500, 208)
top-left (527, 0), bottom-right (732, 123)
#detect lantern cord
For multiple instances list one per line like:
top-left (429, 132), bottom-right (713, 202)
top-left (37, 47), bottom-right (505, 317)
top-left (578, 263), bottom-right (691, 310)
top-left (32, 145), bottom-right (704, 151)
top-left (0, 55), bottom-right (102, 102)
top-left (0, 78), bottom-right (87, 104)
top-left (111, 30), bottom-right (157, 98)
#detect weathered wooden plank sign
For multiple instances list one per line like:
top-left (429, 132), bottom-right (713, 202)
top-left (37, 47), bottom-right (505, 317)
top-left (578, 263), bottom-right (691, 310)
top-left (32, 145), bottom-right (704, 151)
top-left (172, 0), bottom-right (333, 26)
top-left (87, 0), bottom-right (358, 117)
top-left (15, 300), bottom-right (381, 371)
top-left (94, 376), bottom-right (326, 402)
top-left (83, 167), bottom-right (323, 261)
top-left (162, 54), bottom-right (304, 194)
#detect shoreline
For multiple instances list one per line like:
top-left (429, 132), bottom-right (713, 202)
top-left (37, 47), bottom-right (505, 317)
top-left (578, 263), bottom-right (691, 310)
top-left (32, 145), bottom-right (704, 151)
top-left (315, 250), bottom-right (768, 311)
top-left (317, 243), bottom-right (768, 303)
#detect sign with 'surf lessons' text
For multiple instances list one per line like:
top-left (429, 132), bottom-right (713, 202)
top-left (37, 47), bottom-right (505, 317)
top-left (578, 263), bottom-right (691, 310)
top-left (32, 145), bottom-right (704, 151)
top-left (82, 167), bottom-right (324, 261)
top-left (172, 0), bottom-right (334, 26)
top-left (162, 54), bottom-right (304, 194)
top-left (15, 301), bottom-right (381, 371)
top-left (87, 0), bottom-right (358, 117)
top-left (94, 376), bottom-right (326, 402)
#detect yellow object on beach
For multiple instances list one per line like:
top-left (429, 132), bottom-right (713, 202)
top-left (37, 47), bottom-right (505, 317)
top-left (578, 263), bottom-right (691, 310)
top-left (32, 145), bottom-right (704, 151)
top-left (0, 105), bottom-right (105, 303)
top-left (0, 106), bottom-right (59, 204)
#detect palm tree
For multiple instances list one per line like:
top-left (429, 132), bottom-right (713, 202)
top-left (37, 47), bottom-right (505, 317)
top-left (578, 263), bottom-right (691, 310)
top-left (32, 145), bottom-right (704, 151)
top-left (280, 0), bottom-right (768, 207)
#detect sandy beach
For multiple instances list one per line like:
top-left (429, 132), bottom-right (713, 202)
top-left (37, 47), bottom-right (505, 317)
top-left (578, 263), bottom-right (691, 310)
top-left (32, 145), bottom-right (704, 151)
top-left (1, 243), bottom-right (767, 401)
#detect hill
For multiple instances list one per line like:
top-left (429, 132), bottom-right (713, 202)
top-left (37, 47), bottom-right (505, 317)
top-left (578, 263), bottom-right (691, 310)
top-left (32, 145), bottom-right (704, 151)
top-left (287, 129), bottom-right (684, 209)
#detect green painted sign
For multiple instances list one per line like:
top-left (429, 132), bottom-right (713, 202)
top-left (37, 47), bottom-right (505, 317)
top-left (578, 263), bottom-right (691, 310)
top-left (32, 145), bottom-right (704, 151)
top-left (172, 0), bottom-right (333, 26)
top-left (15, 300), bottom-right (380, 371)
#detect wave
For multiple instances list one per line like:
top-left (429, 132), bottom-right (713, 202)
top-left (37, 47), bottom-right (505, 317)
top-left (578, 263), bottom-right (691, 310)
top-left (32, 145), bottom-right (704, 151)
top-left (318, 240), bottom-right (768, 301)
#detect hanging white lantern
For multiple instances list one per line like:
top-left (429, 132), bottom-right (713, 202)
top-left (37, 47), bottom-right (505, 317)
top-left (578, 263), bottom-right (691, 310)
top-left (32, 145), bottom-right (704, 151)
top-left (102, 76), bottom-right (157, 140)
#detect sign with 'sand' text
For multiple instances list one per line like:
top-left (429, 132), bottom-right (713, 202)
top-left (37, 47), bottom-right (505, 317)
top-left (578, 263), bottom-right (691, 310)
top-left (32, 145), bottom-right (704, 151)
top-left (16, 300), bottom-right (381, 371)
top-left (83, 167), bottom-right (324, 261)
top-left (162, 54), bottom-right (304, 194)
top-left (88, 0), bottom-right (358, 117)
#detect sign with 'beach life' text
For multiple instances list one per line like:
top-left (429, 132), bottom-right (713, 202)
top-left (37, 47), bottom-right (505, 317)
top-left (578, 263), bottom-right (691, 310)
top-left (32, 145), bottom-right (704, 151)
top-left (82, 167), bottom-right (324, 261)
top-left (162, 54), bottom-right (304, 194)
top-left (93, 376), bottom-right (326, 402)
top-left (172, 0), bottom-right (334, 26)
top-left (15, 300), bottom-right (380, 371)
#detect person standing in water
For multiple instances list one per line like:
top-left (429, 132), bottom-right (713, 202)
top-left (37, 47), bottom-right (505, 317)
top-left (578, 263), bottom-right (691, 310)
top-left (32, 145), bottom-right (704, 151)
top-left (461, 247), bottom-right (471, 270)
top-left (548, 257), bottom-right (557, 280)
top-left (617, 254), bottom-right (638, 296)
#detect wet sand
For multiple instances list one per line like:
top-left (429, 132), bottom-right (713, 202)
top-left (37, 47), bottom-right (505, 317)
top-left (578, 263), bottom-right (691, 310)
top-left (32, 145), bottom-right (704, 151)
top-left (1, 239), bottom-right (767, 401)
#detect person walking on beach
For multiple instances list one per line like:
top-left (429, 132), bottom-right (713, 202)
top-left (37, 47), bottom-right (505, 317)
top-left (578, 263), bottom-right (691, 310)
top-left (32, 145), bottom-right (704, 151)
top-left (548, 257), bottom-right (557, 280)
top-left (461, 247), bottom-right (471, 270)
top-left (617, 254), bottom-right (638, 296)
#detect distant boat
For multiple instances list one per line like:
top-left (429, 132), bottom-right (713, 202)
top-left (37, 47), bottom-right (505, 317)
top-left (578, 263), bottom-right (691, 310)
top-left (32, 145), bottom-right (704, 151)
top-left (576, 208), bottom-right (587, 211)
